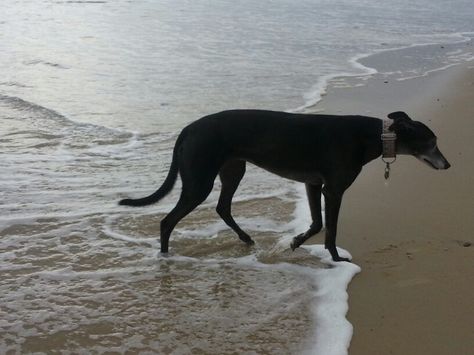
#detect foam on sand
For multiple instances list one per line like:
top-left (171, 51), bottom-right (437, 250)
top-left (302, 246), bottom-right (361, 355)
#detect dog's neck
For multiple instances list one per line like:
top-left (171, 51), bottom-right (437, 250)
top-left (359, 118), bottom-right (384, 165)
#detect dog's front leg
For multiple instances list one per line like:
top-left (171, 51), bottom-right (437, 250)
top-left (291, 183), bottom-right (324, 250)
top-left (323, 187), bottom-right (350, 262)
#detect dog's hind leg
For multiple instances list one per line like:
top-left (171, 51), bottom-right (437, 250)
top-left (216, 160), bottom-right (254, 245)
top-left (290, 183), bottom-right (324, 250)
top-left (160, 140), bottom-right (221, 253)
top-left (160, 178), bottom-right (216, 253)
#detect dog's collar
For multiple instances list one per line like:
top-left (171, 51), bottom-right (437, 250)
top-left (381, 119), bottom-right (397, 179)
top-left (382, 120), bottom-right (397, 159)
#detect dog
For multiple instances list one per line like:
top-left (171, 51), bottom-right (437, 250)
top-left (119, 110), bottom-right (450, 261)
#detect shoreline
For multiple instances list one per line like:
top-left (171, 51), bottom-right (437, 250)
top-left (295, 32), bottom-right (473, 113)
top-left (312, 59), bottom-right (474, 354)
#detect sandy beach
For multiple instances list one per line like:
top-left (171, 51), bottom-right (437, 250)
top-left (314, 62), bottom-right (474, 354)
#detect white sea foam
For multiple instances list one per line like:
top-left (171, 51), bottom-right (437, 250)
top-left (396, 60), bottom-right (474, 81)
top-left (302, 246), bottom-right (361, 355)
top-left (292, 51), bottom-right (380, 113)
top-left (102, 218), bottom-right (158, 247)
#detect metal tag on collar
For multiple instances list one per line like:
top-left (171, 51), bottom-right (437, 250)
top-left (384, 162), bottom-right (391, 179)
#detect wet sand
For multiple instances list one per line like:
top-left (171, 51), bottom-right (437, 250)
top-left (314, 62), bottom-right (474, 354)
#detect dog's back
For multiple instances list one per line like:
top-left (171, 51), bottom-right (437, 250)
top-left (183, 110), bottom-right (380, 180)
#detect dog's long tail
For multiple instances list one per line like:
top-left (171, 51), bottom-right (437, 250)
top-left (118, 133), bottom-right (183, 207)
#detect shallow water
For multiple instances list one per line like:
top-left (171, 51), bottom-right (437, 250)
top-left (1, 0), bottom-right (473, 353)
top-left (0, 94), bottom-right (356, 353)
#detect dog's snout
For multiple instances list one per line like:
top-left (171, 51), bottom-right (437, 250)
top-left (437, 148), bottom-right (450, 169)
top-left (417, 146), bottom-right (451, 170)
top-left (432, 146), bottom-right (451, 170)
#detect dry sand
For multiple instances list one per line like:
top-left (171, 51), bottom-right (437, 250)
top-left (314, 62), bottom-right (474, 354)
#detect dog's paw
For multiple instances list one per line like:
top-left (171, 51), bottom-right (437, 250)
top-left (239, 234), bottom-right (255, 246)
top-left (290, 235), bottom-right (304, 251)
top-left (290, 239), bottom-right (299, 251)
top-left (332, 256), bottom-right (352, 262)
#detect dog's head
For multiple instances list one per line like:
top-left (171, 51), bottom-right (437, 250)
top-left (387, 111), bottom-right (451, 170)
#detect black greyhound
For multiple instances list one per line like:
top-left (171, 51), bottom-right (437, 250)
top-left (119, 110), bottom-right (450, 261)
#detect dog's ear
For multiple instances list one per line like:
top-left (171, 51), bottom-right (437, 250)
top-left (389, 117), bottom-right (416, 133)
top-left (387, 111), bottom-right (412, 122)
top-left (387, 112), bottom-right (414, 132)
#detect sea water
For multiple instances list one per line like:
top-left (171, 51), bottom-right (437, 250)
top-left (1, 0), bottom-right (473, 353)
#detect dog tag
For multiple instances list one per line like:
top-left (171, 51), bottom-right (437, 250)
top-left (384, 163), bottom-right (390, 179)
